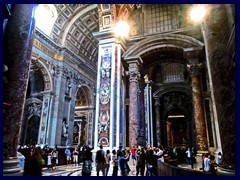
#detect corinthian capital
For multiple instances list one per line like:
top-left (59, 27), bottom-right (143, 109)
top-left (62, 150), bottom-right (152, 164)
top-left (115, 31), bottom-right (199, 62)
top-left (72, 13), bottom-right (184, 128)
top-left (129, 71), bottom-right (140, 82)
top-left (187, 62), bottom-right (202, 76)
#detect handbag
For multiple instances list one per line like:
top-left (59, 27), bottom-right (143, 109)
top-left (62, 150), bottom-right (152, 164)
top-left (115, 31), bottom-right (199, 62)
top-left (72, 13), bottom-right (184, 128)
top-left (56, 159), bottom-right (58, 164)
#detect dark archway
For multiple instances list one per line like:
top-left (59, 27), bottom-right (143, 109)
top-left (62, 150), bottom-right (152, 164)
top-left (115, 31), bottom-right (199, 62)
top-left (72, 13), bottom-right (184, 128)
top-left (157, 91), bottom-right (193, 148)
top-left (25, 115), bottom-right (40, 145)
top-left (164, 108), bottom-right (189, 148)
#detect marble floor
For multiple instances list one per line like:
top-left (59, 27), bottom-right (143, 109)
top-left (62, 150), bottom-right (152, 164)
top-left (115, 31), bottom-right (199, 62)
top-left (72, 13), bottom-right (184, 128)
top-left (42, 159), bottom-right (203, 176)
top-left (42, 160), bottom-right (138, 176)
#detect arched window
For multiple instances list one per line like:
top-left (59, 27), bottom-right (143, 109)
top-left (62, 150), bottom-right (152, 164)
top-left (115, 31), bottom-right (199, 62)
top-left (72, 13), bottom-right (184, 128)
top-left (35, 4), bottom-right (57, 36)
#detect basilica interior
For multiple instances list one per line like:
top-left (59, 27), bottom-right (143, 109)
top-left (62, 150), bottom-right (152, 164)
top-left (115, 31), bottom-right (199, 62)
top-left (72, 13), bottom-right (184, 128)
top-left (3, 4), bottom-right (235, 175)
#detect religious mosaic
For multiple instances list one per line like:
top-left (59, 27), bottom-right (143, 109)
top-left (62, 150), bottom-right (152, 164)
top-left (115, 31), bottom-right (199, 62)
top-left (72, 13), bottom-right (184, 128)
top-left (97, 47), bottom-right (112, 146)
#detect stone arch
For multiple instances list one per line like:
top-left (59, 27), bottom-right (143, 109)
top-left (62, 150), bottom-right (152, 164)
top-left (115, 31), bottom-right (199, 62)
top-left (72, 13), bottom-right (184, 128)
top-left (163, 107), bottom-right (190, 147)
top-left (153, 85), bottom-right (191, 98)
top-left (31, 56), bottom-right (53, 93)
top-left (73, 84), bottom-right (95, 146)
top-left (75, 84), bottom-right (94, 107)
top-left (20, 55), bottom-right (53, 146)
top-left (123, 34), bottom-right (204, 60)
top-left (21, 98), bottom-right (42, 145)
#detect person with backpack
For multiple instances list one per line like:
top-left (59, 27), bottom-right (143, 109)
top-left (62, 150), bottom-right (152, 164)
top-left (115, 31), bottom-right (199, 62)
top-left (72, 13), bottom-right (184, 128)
top-left (95, 145), bottom-right (106, 176)
top-left (82, 145), bottom-right (93, 176)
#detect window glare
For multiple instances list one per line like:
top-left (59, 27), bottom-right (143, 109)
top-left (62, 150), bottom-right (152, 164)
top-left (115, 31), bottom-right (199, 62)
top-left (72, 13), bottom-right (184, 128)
top-left (35, 4), bottom-right (56, 36)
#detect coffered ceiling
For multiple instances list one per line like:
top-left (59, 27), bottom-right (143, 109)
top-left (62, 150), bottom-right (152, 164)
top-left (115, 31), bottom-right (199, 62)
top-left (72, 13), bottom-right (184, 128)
top-left (50, 4), bottom-right (99, 66)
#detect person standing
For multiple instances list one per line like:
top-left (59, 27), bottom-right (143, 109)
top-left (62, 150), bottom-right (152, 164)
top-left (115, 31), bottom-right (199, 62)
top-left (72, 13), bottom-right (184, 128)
top-left (218, 152), bottom-right (222, 166)
top-left (96, 145), bottom-right (106, 176)
top-left (51, 148), bottom-right (58, 170)
top-left (24, 147), bottom-right (44, 176)
top-left (130, 146), bottom-right (136, 165)
top-left (105, 149), bottom-right (111, 176)
top-left (204, 153), bottom-right (210, 172)
top-left (112, 149), bottom-right (118, 176)
top-left (65, 146), bottom-right (72, 166)
top-left (47, 152), bottom-right (52, 170)
top-left (82, 145), bottom-right (93, 176)
top-left (72, 147), bottom-right (79, 166)
top-left (136, 147), bottom-right (146, 176)
top-left (43, 145), bottom-right (50, 167)
top-left (118, 150), bottom-right (128, 176)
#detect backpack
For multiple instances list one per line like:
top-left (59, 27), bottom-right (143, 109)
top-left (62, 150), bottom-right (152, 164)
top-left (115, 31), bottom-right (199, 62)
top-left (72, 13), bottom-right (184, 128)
top-left (82, 160), bottom-right (92, 174)
top-left (96, 150), bottom-right (105, 163)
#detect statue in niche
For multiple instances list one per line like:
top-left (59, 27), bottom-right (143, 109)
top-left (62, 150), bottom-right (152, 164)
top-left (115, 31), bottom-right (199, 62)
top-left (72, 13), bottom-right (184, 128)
top-left (101, 82), bottom-right (109, 96)
top-left (101, 69), bottom-right (106, 78)
top-left (100, 81), bottom-right (110, 104)
top-left (62, 119), bottom-right (68, 138)
top-left (65, 78), bottom-right (71, 95)
top-left (106, 69), bottom-right (110, 78)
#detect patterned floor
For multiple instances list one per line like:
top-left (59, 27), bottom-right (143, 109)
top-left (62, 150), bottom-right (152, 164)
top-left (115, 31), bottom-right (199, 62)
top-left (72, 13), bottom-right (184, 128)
top-left (42, 160), bottom-right (137, 176)
top-left (42, 159), bottom-right (202, 176)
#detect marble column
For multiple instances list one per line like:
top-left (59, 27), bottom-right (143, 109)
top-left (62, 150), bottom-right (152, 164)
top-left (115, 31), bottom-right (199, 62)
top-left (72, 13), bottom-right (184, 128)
top-left (204, 5), bottom-right (235, 172)
top-left (128, 65), bottom-right (140, 148)
top-left (166, 122), bottom-right (172, 147)
top-left (154, 98), bottom-right (161, 146)
top-left (3, 4), bottom-right (37, 175)
top-left (187, 59), bottom-right (208, 151)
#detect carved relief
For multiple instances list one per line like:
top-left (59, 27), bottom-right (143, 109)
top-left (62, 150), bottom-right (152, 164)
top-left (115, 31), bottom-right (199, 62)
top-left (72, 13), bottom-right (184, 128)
top-left (100, 81), bottom-right (110, 104)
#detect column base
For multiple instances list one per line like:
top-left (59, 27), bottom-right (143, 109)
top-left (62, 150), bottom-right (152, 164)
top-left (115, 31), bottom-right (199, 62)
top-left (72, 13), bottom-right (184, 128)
top-left (195, 151), bottom-right (209, 170)
top-left (3, 157), bottom-right (22, 176)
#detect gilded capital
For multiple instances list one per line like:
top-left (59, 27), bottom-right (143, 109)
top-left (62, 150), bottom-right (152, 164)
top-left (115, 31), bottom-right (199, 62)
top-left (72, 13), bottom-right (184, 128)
top-left (187, 62), bottom-right (202, 76)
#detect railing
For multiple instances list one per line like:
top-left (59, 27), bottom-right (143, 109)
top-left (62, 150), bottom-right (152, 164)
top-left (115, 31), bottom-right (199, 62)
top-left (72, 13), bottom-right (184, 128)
top-left (157, 158), bottom-right (212, 176)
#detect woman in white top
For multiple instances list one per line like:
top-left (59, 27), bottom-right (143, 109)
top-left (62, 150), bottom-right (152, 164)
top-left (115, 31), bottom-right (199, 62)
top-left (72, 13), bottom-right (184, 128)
top-left (51, 148), bottom-right (58, 170)
top-left (105, 149), bottom-right (111, 176)
top-left (155, 148), bottom-right (164, 162)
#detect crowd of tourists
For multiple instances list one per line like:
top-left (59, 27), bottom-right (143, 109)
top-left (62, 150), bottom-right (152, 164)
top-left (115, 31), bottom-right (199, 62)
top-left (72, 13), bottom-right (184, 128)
top-left (20, 144), bottom-right (222, 176)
